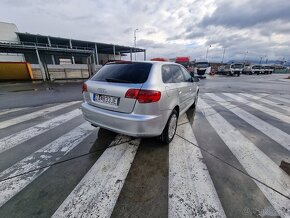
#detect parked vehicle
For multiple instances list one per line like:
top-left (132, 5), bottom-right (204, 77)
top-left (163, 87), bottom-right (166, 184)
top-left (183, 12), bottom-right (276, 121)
top-left (194, 60), bottom-right (211, 78)
top-left (217, 65), bottom-right (226, 75)
top-left (217, 64), bottom-right (242, 76)
top-left (150, 58), bottom-right (168, 62)
top-left (262, 65), bottom-right (274, 74)
top-left (81, 61), bottom-right (199, 144)
top-left (243, 65), bottom-right (263, 75)
top-left (228, 63), bottom-right (243, 76)
top-left (175, 57), bottom-right (194, 75)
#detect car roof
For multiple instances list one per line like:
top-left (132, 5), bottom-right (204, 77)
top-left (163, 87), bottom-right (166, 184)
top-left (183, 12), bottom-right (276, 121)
top-left (106, 60), bottom-right (185, 68)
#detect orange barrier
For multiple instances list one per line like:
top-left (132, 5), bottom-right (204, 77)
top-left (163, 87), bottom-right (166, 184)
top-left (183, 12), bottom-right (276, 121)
top-left (0, 62), bottom-right (33, 80)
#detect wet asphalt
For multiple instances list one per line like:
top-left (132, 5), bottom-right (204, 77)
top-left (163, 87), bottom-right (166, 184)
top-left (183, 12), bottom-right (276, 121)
top-left (0, 74), bottom-right (289, 217)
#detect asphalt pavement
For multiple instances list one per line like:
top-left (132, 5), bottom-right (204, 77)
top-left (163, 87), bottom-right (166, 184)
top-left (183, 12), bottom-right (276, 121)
top-left (0, 74), bottom-right (290, 217)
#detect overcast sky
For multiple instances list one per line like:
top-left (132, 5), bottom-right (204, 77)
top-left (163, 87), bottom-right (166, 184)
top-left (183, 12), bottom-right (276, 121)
top-left (1, 0), bottom-right (290, 62)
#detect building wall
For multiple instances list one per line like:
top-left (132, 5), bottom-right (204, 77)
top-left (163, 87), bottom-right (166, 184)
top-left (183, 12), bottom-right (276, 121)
top-left (0, 22), bottom-right (25, 62)
top-left (30, 64), bottom-right (90, 80)
top-left (0, 62), bottom-right (32, 80)
top-left (98, 53), bottom-right (121, 65)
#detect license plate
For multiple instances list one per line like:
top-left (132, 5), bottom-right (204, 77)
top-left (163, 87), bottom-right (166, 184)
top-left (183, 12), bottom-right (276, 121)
top-left (94, 94), bottom-right (118, 106)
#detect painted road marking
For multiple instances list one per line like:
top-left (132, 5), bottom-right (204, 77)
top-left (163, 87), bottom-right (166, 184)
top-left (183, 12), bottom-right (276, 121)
top-left (239, 93), bottom-right (290, 112)
top-left (0, 109), bottom-right (82, 154)
top-left (206, 93), bottom-right (290, 151)
top-left (169, 114), bottom-right (226, 218)
top-left (52, 135), bottom-right (140, 218)
top-left (0, 108), bottom-right (27, 117)
top-left (267, 95), bottom-right (290, 105)
top-left (223, 93), bottom-right (290, 124)
top-left (0, 101), bottom-right (80, 129)
top-left (0, 122), bottom-right (95, 207)
top-left (198, 98), bottom-right (290, 218)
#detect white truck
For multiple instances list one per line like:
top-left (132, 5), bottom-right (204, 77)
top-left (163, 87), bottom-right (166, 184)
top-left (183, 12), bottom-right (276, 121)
top-left (222, 63), bottom-right (243, 76)
top-left (194, 59), bottom-right (211, 78)
top-left (262, 65), bottom-right (274, 74)
top-left (243, 65), bottom-right (263, 75)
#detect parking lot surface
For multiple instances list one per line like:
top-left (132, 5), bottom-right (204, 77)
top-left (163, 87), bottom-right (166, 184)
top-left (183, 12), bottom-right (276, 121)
top-left (0, 74), bottom-right (290, 217)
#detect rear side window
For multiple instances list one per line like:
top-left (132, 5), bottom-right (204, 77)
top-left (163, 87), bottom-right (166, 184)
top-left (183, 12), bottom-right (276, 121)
top-left (172, 66), bottom-right (185, 83)
top-left (162, 65), bottom-right (173, 83)
top-left (181, 67), bottom-right (192, 82)
top-left (162, 65), bottom-right (185, 83)
top-left (91, 63), bottom-right (152, 84)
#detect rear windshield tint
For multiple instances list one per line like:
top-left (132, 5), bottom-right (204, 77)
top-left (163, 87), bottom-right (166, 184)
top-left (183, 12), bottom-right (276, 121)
top-left (91, 63), bottom-right (152, 84)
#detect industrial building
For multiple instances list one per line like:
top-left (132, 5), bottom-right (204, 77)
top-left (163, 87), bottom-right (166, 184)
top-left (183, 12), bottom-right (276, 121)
top-left (0, 22), bottom-right (146, 81)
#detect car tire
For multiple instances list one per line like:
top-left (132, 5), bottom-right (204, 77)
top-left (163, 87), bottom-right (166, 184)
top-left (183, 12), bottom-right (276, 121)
top-left (160, 110), bottom-right (178, 144)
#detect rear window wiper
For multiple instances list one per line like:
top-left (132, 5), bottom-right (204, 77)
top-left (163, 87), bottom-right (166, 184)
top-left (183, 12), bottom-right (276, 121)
top-left (105, 78), bottom-right (133, 83)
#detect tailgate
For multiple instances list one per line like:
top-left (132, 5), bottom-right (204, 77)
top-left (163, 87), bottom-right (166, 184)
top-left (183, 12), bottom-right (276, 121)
top-left (85, 80), bottom-right (142, 113)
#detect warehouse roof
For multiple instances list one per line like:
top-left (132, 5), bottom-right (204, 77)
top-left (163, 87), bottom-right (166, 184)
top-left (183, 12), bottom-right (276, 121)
top-left (16, 32), bottom-right (145, 54)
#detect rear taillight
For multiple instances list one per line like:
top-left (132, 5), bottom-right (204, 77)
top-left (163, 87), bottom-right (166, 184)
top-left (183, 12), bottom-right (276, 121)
top-left (125, 89), bottom-right (161, 103)
top-left (82, 83), bottom-right (87, 93)
top-left (125, 89), bottom-right (139, 99)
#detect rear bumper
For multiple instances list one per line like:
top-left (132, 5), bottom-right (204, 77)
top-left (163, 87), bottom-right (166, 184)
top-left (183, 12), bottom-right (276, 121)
top-left (81, 102), bottom-right (166, 137)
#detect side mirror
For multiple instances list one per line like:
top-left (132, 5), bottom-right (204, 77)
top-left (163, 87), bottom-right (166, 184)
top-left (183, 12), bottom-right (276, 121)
top-left (192, 76), bottom-right (200, 82)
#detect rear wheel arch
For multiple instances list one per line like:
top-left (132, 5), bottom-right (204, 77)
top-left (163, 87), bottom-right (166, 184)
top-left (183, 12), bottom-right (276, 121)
top-left (160, 108), bottom-right (179, 144)
top-left (173, 105), bottom-right (179, 117)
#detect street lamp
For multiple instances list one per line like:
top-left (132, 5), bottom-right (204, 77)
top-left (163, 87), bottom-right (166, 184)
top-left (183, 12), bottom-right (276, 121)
top-left (259, 55), bottom-right (267, 64)
top-left (205, 45), bottom-right (211, 60)
top-left (243, 51), bottom-right (248, 63)
top-left (221, 47), bottom-right (226, 64)
top-left (134, 29), bottom-right (139, 61)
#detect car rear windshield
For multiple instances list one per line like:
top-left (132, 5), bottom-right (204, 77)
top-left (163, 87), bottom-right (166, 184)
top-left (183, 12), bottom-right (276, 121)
top-left (91, 63), bottom-right (152, 84)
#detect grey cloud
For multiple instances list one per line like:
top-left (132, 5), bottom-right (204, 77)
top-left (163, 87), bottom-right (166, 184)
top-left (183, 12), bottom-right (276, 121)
top-left (200, 0), bottom-right (290, 28)
top-left (137, 39), bottom-right (166, 49)
top-left (123, 27), bottom-right (133, 34)
top-left (0, 0), bottom-right (289, 62)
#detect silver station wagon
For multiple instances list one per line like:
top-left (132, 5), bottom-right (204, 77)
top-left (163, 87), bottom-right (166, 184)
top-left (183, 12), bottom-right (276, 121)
top-left (81, 61), bottom-right (199, 143)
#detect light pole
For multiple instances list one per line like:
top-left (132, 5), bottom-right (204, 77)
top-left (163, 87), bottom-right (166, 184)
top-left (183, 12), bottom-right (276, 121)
top-left (243, 51), bottom-right (248, 63)
top-left (205, 45), bottom-right (211, 60)
top-left (259, 55), bottom-right (267, 64)
top-left (221, 47), bottom-right (226, 64)
top-left (134, 29), bottom-right (138, 61)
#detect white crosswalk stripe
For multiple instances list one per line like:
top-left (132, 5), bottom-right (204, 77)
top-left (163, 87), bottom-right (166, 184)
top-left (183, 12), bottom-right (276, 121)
top-left (0, 101), bottom-right (81, 129)
top-left (224, 93), bottom-right (290, 124)
top-left (198, 98), bottom-right (290, 218)
top-left (267, 95), bottom-right (290, 105)
top-left (0, 107), bottom-right (27, 117)
top-left (0, 122), bottom-right (95, 207)
top-left (52, 135), bottom-right (140, 218)
top-left (239, 93), bottom-right (290, 112)
top-left (0, 109), bottom-right (82, 154)
top-left (0, 95), bottom-right (289, 217)
top-left (169, 115), bottom-right (226, 218)
top-left (206, 93), bottom-right (290, 151)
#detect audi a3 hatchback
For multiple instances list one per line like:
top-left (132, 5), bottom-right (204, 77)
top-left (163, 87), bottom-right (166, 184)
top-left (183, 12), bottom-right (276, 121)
top-left (81, 61), bottom-right (199, 143)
